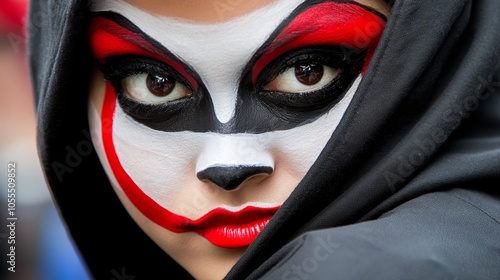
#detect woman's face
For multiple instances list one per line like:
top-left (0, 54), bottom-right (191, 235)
top-left (88, 0), bottom-right (389, 278)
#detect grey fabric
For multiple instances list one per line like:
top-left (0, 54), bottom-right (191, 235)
top-left (28, 0), bottom-right (500, 279)
top-left (258, 189), bottom-right (500, 280)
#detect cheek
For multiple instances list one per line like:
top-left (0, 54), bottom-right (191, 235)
top-left (269, 116), bottom-right (337, 180)
top-left (88, 80), bottom-right (199, 211)
top-left (271, 76), bottom-right (362, 176)
top-left (112, 115), bottom-right (200, 203)
top-left (88, 75), bottom-right (361, 220)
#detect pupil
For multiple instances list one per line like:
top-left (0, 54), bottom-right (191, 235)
top-left (146, 74), bottom-right (176, 97)
top-left (294, 63), bottom-right (324, 86)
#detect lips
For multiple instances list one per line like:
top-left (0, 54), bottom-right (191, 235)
top-left (100, 82), bottom-right (280, 248)
top-left (180, 205), bottom-right (281, 248)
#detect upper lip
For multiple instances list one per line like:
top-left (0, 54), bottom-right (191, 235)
top-left (177, 205), bottom-right (281, 231)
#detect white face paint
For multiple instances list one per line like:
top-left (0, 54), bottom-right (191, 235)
top-left (87, 0), bottom-right (387, 277)
top-left (92, 0), bottom-right (308, 123)
top-left (89, 76), bottom-right (361, 216)
top-left (88, 0), bottom-right (372, 218)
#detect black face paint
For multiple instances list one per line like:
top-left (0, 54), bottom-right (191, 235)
top-left (235, 46), bottom-right (365, 132)
top-left (95, 0), bottom-right (385, 134)
top-left (102, 46), bottom-right (364, 133)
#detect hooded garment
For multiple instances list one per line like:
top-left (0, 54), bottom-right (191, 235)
top-left (29, 0), bottom-right (500, 279)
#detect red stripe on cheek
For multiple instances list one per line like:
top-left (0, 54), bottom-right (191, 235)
top-left (89, 18), bottom-right (199, 90)
top-left (101, 82), bottom-right (192, 233)
top-left (252, 3), bottom-right (386, 84)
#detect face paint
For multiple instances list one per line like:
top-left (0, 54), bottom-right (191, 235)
top-left (89, 0), bottom-right (386, 248)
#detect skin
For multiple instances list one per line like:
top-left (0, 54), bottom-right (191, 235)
top-left (124, 0), bottom-right (391, 22)
top-left (89, 0), bottom-right (390, 279)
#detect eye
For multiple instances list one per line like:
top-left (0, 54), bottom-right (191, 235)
top-left (122, 72), bottom-right (192, 104)
top-left (256, 48), bottom-right (349, 95)
top-left (100, 56), bottom-right (195, 105)
top-left (262, 62), bottom-right (340, 93)
top-left (254, 46), bottom-right (366, 109)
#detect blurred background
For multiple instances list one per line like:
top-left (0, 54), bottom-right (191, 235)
top-left (1, 0), bottom-right (91, 279)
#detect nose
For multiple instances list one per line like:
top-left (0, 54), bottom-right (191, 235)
top-left (195, 135), bottom-right (274, 191)
top-left (197, 166), bottom-right (273, 191)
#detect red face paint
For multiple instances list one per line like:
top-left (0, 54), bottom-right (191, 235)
top-left (89, 17), bottom-right (199, 90)
top-left (101, 83), bottom-right (280, 248)
top-left (92, 1), bottom-right (386, 249)
top-left (252, 2), bottom-right (386, 84)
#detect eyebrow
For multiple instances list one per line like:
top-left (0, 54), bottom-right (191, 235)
top-left (251, 1), bottom-right (387, 84)
top-left (88, 13), bottom-right (199, 90)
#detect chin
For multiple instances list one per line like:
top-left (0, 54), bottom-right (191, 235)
top-left (113, 186), bottom-right (246, 279)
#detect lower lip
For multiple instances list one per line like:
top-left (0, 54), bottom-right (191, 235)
top-left (196, 217), bottom-right (271, 248)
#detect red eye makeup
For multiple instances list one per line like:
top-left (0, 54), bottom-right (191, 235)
top-left (87, 0), bottom-right (388, 250)
top-left (89, 16), bottom-right (199, 90)
top-left (251, 2), bottom-right (386, 85)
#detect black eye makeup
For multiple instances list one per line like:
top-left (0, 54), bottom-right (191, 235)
top-left (100, 55), bottom-right (197, 121)
top-left (97, 45), bottom-right (366, 133)
top-left (90, 0), bottom-right (386, 134)
top-left (254, 46), bottom-right (366, 109)
top-left (101, 45), bottom-right (365, 116)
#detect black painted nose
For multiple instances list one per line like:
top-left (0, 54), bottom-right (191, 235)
top-left (196, 166), bottom-right (273, 191)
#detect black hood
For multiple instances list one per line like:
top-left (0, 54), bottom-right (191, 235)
top-left (29, 0), bottom-right (500, 279)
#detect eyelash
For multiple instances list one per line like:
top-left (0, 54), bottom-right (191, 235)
top-left (257, 48), bottom-right (344, 86)
top-left (100, 56), bottom-right (196, 120)
top-left (99, 45), bottom-right (366, 118)
top-left (255, 46), bottom-right (366, 108)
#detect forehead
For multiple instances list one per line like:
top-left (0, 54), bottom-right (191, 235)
top-left (91, 0), bottom-right (307, 122)
top-left (89, 0), bottom-right (386, 128)
top-left (89, 0), bottom-right (311, 64)
top-left (91, 0), bottom-right (307, 60)
top-left (122, 0), bottom-right (390, 22)
top-left (123, 0), bottom-right (282, 23)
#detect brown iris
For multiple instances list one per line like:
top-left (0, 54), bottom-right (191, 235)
top-left (146, 74), bottom-right (176, 97)
top-left (294, 63), bottom-right (324, 85)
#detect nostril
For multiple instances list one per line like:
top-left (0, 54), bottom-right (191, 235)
top-left (196, 166), bottom-right (273, 191)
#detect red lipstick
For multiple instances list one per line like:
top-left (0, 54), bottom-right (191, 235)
top-left (101, 83), bottom-right (279, 248)
top-left (183, 205), bottom-right (280, 248)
